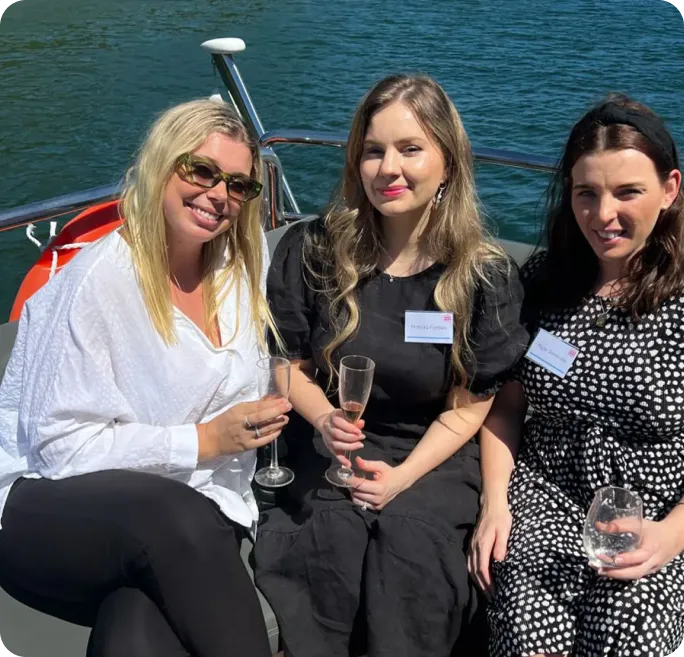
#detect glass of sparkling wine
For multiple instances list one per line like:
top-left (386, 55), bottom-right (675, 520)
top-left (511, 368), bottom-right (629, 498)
top-left (325, 355), bottom-right (375, 488)
top-left (583, 486), bottom-right (643, 568)
top-left (254, 356), bottom-right (295, 489)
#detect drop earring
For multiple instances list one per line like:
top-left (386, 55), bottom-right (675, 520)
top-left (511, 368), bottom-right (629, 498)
top-left (434, 181), bottom-right (447, 205)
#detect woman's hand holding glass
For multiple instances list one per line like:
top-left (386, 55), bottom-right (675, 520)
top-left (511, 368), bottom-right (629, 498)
top-left (318, 410), bottom-right (366, 457)
top-left (199, 397), bottom-right (291, 460)
top-left (324, 355), bottom-right (375, 487)
top-left (348, 457), bottom-right (412, 511)
top-left (591, 517), bottom-right (684, 580)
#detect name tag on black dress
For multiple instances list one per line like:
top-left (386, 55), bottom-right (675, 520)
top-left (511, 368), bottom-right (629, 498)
top-left (404, 311), bottom-right (454, 344)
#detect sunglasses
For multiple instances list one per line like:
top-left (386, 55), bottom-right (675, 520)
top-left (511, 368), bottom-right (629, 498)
top-left (175, 153), bottom-right (263, 202)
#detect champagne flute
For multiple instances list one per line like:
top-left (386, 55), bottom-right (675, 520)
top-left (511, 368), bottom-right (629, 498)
top-left (254, 356), bottom-right (295, 488)
top-left (325, 355), bottom-right (375, 488)
top-left (583, 486), bottom-right (643, 568)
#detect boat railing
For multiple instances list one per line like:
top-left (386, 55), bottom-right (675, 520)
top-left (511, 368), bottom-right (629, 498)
top-left (0, 136), bottom-right (556, 235)
top-left (0, 37), bottom-right (558, 237)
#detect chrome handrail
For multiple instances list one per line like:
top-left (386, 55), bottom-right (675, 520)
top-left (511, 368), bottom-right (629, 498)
top-left (259, 129), bottom-right (558, 172)
top-left (260, 130), bottom-right (347, 149)
top-left (0, 183), bottom-right (122, 233)
top-left (209, 50), bottom-right (301, 214)
top-left (0, 133), bottom-right (558, 233)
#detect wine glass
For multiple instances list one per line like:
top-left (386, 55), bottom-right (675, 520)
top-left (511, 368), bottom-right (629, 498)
top-left (254, 356), bottom-right (295, 488)
top-left (325, 355), bottom-right (375, 488)
top-left (583, 486), bottom-right (643, 568)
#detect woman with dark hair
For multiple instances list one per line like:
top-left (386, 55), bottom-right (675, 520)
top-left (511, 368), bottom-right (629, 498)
top-left (469, 94), bottom-right (684, 657)
top-left (253, 74), bottom-right (529, 657)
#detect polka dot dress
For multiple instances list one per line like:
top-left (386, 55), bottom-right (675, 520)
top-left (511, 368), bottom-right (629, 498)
top-left (489, 253), bottom-right (684, 657)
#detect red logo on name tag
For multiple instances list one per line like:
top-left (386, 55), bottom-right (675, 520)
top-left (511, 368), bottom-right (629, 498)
top-left (569, 349), bottom-right (577, 357)
top-left (444, 315), bottom-right (451, 322)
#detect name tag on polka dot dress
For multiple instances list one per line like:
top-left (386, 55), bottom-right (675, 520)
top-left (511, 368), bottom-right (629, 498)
top-left (525, 328), bottom-right (580, 378)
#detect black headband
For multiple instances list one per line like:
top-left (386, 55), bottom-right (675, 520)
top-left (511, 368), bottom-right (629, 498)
top-left (591, 103), bottom-right (680, 170)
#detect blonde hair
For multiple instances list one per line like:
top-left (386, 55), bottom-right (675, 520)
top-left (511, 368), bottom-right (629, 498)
top-left (120, 98), bottom-right (278, 350)
top-left (304, 75), bottom-right (506, 389)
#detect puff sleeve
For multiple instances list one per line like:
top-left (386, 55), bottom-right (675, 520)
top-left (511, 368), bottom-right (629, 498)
top-left (267, 221), bottom-right (318, 360)
top-left (466, 258), bottom-right (530, 396)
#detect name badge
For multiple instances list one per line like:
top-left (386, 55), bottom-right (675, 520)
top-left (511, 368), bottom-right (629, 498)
top-left (525, 328), bottom-right (579, 378)
top-left (404, 311), bottom-right (454, 344)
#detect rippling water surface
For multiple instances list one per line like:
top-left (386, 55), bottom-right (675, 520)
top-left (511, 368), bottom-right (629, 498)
top-left (0, 0), bottom-right (682, 319)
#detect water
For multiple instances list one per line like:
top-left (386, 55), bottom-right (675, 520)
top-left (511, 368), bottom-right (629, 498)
top-left (1, 0), bottom-right (683, 321)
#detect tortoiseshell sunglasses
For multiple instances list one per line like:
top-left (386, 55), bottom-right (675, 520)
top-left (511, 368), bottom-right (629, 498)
top-left (175, 153), bottom-right (263, 202)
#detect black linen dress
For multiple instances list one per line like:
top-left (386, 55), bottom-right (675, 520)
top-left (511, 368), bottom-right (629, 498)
top-left (490, 252), bottom-right (684, 657)
top-left (253, 220), bottom-right (529, 657)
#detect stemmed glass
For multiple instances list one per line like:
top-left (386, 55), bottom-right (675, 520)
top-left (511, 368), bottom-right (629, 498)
top-left (254, 356), bottom-right (295, 488)
top-left (583, 486), bottom-right (643, 568)
top-left (325, 355), bottom-right (375, 488)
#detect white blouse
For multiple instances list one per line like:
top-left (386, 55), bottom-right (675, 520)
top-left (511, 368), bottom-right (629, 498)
top-left (0, 230), bottom-right (269, 536)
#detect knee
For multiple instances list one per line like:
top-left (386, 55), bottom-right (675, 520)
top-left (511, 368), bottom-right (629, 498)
top-left (124, 478), bottom-right (230, 559)
top-left (88, 588), bottom-right (187, 657)
top-left (374, 513), bottom-right (464, 561)
top-left (373, 515), bottom-right (469, 592)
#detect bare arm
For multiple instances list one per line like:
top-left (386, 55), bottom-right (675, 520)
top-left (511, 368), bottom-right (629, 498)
top-left (396, 386), bottom-right (495, 488)
top-left (288, 358), bottom-right (365, 453)
top-left (479, 380), bottom-right (528, 505)
top-left (468, 380), bottom-right (527, 597)
top-left (288, 359), bottom-right (334, 431)
top-left (350, 386), bottom-right (495, 509)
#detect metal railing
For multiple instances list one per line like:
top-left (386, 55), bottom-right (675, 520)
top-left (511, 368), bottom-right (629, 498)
top-left (208, 48), bottom-right (301, 214)
top-left (0, 134), bottom-right (556, 234)
top-left (260, 129), bottom-right (558, 173)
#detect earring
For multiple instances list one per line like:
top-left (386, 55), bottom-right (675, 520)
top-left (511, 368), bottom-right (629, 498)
top-left (435, 181), bottom-right (447, 205)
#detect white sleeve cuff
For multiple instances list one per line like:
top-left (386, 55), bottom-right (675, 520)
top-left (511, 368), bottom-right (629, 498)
top-left (169, 425), bottom-right (199, 470)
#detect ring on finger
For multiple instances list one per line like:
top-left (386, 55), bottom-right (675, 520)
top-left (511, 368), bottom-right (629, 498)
top-left (244, 415), bottom-right (253, 430)
top-left (254, 425), bottom-right (262, 438)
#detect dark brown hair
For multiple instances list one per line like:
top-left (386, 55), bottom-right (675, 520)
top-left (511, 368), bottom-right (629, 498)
top-left (531, 93), bottom-right (684, 319)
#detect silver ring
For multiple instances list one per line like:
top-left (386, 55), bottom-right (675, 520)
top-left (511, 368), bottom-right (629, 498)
top-left (254, 425), bottom-right (262, 438)
top-left (361, 502), bottom-right (368, 511)
top-left (244, 416), bottom-right (253, 430)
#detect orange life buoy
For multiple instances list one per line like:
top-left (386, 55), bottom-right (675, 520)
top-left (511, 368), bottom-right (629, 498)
top-left (10, 200), bottom-right (123, 322)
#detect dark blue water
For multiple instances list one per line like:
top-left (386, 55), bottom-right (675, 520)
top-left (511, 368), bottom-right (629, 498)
top-left (0, 0), bottom-right (682, 320)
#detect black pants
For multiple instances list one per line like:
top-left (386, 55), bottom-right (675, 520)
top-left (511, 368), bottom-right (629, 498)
top-left (0, 471), bottom-right (272, 657)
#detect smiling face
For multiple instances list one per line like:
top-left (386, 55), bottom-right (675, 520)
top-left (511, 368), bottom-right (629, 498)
top-left (571, 148), bottom-right (681, 276)
top-left (359, 101), bottom-right (446, 221)
top-left (162, 132), bottom-right (254, 247)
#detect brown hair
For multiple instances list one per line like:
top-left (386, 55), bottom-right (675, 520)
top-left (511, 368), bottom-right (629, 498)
top-left (535, 93), bottom-right (684, 318)
top-left (303, 74), bottom-right (506, 388)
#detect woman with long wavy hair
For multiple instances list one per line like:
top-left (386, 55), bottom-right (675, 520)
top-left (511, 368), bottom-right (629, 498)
top-left (0, 99), bottom-right (290, 656)
top-left (469, 95), bottom-right (684, 657)
top-left (253, 75), bottom-right (529, 657)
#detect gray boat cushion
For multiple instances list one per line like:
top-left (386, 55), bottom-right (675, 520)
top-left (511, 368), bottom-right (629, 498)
top-left (0, 320), bottom-right (18, 385)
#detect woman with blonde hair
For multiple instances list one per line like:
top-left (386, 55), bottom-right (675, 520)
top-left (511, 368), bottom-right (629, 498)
top-left (0, 98), bottom-right (289, 656)
top-left (253, 75), bottom-right (529, 656)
